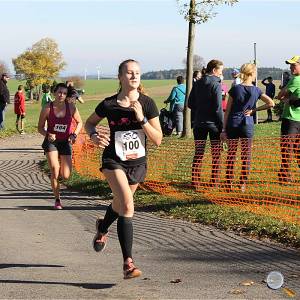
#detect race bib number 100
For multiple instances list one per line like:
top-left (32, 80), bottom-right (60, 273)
top-left (115, 129), bottom-right (146, 161)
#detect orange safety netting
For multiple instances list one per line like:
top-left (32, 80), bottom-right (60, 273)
top-left (72, 131), bottom-right (300, 225)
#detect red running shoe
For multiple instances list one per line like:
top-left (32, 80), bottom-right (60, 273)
top-left (123, 260), bottom-right (142, 279)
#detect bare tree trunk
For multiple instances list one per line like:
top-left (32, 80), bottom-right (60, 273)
top-left (37, 85), bottom-right (42, 102)
top-left (30, 89), bottom-right (34, 101)
top-left (182, 0), bottom-right (195, 138)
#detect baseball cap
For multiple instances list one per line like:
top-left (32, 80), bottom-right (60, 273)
top-left (285, 56), bottom-right (300, 64)
top-left (232, 68), bottom-right (240, 75)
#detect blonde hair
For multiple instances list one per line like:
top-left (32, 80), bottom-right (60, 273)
top-left (240, 63), bottom-right (256, 82)
top-left (117, 59), bottom-right (146, 95)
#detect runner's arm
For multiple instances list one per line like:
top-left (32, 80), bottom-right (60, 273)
top-left (85, 112), bottom-right (110, 148)
top-left (141, 116), bottom-right (162, 146)
top-left (37, 106), bottom-right (50, 137)
top-left (72, 106), bottom-right (83, 136)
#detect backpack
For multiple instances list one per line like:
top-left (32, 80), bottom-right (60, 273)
top-left (159, 107), bottom-right (174, 136)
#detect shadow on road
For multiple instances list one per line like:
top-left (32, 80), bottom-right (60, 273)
top-left (0, 264), bottom-right (64, 269)
top-left (0, 279), bottom-right (116, 290)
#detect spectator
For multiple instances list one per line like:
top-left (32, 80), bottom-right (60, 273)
top-left (221, 63), bottom-right (274, 192)
top-left (41, 86), bottom-right (53, 108)
top-left (188, 59), bottom-right (224, 187)
top-left (66, 80), bottom-right (84, 104)
top-left (221, 75), bottom-right (228, 112)
top-left (14, 85), bottom-right (26, 134)
top-left (280, 71), bottom-right (291, 89)
top-left (164, 76), bottom-right (186, 137)
top-left (231, 68), bottom-right (241, 87)
top-left (193, 70), bottom-right (202, 84)
top-left (277, 56), bottom-right (300, 183)
top-left (262, 76), bottom-right (275, 121)
top-left (0, 73), bottom-right (10, 130)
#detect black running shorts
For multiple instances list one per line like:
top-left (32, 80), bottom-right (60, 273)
top-left (42, 138), bottom-right (72, 156)
top-left (101, 158), bottom-right (147, 185)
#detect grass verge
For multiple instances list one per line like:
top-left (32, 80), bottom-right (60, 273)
top-left (40, 160), bottom-right (300, 248)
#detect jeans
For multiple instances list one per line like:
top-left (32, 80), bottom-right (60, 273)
top-left (279, 118), bottom-right (300, 180)
top-left (173, 104), bottom-right (184, 133)
top-left (0, 105), bottom-right (6, 129)
top-left (192, 123), bottom-right (221, 185)
top-left (225, 126), bottom-right (253, 185)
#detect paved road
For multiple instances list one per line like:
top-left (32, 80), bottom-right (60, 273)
top-left (0, 134), bottom-right (299, 299)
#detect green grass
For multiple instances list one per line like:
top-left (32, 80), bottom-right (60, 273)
top-left (7, 79), bottom-right (174, 96)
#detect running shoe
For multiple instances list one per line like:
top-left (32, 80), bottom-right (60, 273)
top-left (93, 219), bottom-right (108, 252)
top-left (20, 130), bottom-right (25, 135)
top-left (54, 199), bottom-right (63, 210)
top-left (123, 260), bottom-right (142, 279)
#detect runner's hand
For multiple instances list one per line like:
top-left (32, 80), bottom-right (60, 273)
top-left (130, 97), bottom-right (144, 122)
top-left (48, 133), bottom-right (56, 142)
top-left (90, 126), bottom-right (110, 148)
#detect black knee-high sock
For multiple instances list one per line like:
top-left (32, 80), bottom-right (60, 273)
top-left (99, 204), bottom-right (119, 234)
top-left (117, 216), bottom-right (133, 261)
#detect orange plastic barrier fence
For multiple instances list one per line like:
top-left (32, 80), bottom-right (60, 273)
top-left (73, 132), bottom-right (300, 225)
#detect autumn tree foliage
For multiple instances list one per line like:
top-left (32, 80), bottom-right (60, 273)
top-left (12, 38), bottom-right (65, 100)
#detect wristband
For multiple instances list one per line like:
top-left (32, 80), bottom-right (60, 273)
top-left (71, 133), bottom-right (77, 139)
top-left (140, 116), bottom-right (148, 126)
top-left (89, 131), bottom-right (98, 138)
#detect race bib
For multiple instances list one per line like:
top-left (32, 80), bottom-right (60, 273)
top-left (115, 129), bottom-right (146, 161)
top-left (54, 124), bottom-right (67, 133)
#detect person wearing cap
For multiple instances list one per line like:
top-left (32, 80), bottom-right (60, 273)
top-left (231, 68), bottom-right (241, 87)
top-left (277, 56), bottom-right (300, 183)
top-left (0, 73), bottom-right (10, 130)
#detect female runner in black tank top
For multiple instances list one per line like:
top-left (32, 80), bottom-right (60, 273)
top-left (85, 59), bottom-right (162, 279)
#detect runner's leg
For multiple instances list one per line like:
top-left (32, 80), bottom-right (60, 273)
top-left (46, 151), bottom-right (60, 199)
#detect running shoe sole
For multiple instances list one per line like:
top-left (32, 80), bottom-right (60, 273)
top-left (92, 219), bottom-right (107, 252)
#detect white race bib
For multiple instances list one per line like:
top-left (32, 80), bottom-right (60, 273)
top-left (54, 124), bottom-right (67, 133)
top-left (115, 129), bottom-right (146, 161)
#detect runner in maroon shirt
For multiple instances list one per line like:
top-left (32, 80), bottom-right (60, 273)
top-left (38, 83), bottom-right (83, 209)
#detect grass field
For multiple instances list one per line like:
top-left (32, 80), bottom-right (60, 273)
top-left (2, 79), bottom-right (282, 139)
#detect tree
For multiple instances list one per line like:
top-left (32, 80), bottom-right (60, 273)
top-left (0, 61), bottom-right (9, 75)
top-left (12, 38), bottom-right (65, 100)
top-left (182, 54), bottom-right (206, 71)
top-left (177, 0), bottom-right (238, 137)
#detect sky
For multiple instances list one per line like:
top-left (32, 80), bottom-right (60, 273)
top-left (0, 0), bottom-right (299, 76)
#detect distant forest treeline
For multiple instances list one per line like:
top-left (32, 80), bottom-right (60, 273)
top-left (141, 67), bottom-right (288, 80)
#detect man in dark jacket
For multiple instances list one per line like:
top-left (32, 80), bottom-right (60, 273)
top-left (0, 73), bottom-right (10, 129)
top-left (261, 76), bottom-right (275, 121)
top-left (188, 59), bottom-right (224, 187)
